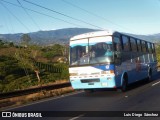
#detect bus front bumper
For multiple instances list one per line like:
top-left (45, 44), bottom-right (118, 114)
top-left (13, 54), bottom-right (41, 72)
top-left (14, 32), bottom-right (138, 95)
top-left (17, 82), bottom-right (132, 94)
top-left (70, 76), bottom-right (116, 89)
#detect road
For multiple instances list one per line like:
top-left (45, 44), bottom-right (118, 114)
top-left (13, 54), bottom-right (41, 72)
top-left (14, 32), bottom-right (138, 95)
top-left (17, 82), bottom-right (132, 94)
top-left (1, 72), bottom-right (160, 120)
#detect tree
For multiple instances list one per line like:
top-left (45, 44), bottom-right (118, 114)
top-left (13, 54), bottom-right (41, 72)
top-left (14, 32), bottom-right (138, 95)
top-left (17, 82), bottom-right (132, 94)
top-left (0, 39), bottom-right (4, 47)
top-left (15, 46), bottom-right (41, 84)
top-left (156, 45), bottom-right (160, 66)
top-left (9, 42), bottom-right (14, 47)
top-left (21, 34), bottom-right (31, 46)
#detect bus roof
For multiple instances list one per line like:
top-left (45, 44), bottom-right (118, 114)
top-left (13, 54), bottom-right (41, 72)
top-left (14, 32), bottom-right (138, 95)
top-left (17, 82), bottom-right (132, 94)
top-left (70, 30), bottom-right (154, 44)
top-left (70, 30), bottom-right (117, 40)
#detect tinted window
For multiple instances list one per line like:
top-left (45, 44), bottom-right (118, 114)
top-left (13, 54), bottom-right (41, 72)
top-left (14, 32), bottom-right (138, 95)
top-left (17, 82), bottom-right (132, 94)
top-left (130, 38), bottom-right (137, 52)
top-left (113, 36), bottom-right (122, 51)
top-left (152, 43), bottom-right (155, 53)
top-left (137, 40), bottom-right (142, 52)
top-left (147, 42), bottom-right (152, 53)
top-left (141, 41), bottom-right (147, 52)
top-left (122, 36), bottom-right (130, 51)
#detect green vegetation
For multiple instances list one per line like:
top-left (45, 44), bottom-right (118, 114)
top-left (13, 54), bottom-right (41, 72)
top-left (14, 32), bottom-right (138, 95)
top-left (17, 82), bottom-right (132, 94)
top-left (0, 39), bottom-right (69, 93)
top-left (156, 44), bottom-right (160, 66)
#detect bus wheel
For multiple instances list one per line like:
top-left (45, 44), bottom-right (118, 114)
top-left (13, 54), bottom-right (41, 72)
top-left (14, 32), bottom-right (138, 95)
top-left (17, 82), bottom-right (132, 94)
top-left (120, 77), bottom-right (128, 92)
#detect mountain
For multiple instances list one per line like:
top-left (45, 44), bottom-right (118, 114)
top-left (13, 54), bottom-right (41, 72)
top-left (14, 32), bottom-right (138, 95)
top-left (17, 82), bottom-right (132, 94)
top-left (0, 28), bottom-right (160, 45)
top-left (0, 28), bottom-right (97, 45)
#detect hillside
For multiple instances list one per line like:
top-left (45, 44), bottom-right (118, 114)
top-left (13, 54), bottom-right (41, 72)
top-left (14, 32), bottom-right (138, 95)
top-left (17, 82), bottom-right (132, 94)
top-left (0, 28), bottom-right (97, 45)
top-left (0, 28), bottom-right (160, 45)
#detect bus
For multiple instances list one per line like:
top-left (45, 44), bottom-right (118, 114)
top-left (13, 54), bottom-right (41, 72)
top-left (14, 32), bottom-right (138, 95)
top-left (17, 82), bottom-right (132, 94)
top-left (69, 30), bottom-right (157, 92)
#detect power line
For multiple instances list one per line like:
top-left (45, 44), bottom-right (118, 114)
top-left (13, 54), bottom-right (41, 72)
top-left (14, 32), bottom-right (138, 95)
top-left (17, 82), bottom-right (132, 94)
top-left (61, 0), bottom-right (135, 33)
top-left (0, 1), bottom-right (31, 81)
top-left (0, 1), bottom-right (30, 32)
top-left (22, 0), bottom-right (104, 30)
top-left (1, 0), bottom-right (84, 28)
top-left (17, 0), bottom-right (41, 30)
top-left (0, 6), bottom-right (11, 33)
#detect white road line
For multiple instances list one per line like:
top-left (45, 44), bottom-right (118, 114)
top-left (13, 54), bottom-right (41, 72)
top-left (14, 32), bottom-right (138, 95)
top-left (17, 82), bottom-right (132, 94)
top-left (152, 81), bottom-right (160, 86)
top-left (69, 114), bottom-right (85, 120)
top-left (3, 90), bottom-right (84, 111)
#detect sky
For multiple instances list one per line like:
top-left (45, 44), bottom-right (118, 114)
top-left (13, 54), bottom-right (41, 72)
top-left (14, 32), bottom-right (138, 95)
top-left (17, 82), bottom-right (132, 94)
top-left (0, 0), bottom-right (160, 35)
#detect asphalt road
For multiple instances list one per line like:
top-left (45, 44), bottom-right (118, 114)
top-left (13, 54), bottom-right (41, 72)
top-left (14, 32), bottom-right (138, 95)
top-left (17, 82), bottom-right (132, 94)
top-left (1, 72), bottom-right (160, 120)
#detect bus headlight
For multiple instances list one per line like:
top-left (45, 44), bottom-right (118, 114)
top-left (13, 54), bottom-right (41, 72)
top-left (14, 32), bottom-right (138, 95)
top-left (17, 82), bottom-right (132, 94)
top-left (101, 70), bottom-right (114, 74)
top-left (105, 58), bottom-right (110, 62)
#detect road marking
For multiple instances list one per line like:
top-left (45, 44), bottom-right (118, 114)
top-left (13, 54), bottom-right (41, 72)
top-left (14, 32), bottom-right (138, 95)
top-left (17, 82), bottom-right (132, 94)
top-left (152, 81), bottom-right (160, 86)
top-left (69, 114), bottom-right (85, 120)
top-left (3, 90), bottom-right (84, 111)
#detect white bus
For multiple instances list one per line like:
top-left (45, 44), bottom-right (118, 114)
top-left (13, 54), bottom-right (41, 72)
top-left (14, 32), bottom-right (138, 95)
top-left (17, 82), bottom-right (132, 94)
top-left (69, 30), bottom-right (157, 92)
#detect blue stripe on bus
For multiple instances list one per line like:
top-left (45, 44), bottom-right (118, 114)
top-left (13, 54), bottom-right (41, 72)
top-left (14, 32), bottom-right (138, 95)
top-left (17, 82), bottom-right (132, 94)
top-left (92, 64), bottom-right (114, 71)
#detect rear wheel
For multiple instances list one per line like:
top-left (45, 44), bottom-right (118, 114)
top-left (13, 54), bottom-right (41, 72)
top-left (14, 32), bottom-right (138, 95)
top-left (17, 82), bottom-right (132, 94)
top-left (119, 74), bottom-right (128, 92)
top-left (121, 78), bottom-right (127, 92)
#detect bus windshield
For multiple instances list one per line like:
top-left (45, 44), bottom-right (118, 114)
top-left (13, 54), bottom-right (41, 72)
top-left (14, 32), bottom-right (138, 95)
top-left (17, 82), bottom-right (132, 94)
top-left (70, 36), bottom-right (114, 66)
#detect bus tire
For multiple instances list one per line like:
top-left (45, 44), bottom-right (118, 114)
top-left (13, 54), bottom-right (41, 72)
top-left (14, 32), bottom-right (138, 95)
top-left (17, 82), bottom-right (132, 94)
top-left (120, 74), bottom-right (128, 92)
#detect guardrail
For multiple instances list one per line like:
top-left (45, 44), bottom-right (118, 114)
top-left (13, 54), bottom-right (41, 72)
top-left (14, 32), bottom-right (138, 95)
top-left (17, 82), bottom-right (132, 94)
top-left (0, 82), bottom-right (71, 100)
top-left (1, 66), bottom-right (159, 100)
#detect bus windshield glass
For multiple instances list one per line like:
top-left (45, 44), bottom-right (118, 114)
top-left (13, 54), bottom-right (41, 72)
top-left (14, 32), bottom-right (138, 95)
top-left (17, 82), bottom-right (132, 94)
top-left (70, 36), bottom-right (114, 66)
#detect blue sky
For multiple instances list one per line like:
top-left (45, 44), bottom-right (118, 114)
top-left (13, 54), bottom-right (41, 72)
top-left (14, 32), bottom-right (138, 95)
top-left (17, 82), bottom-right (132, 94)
top-left (0, 0), bottom-right (160, 35)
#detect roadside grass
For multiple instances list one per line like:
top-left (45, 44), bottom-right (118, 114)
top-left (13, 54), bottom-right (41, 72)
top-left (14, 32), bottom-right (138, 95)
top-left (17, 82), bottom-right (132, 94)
top-left (0, 86), bottom-right (74, 110)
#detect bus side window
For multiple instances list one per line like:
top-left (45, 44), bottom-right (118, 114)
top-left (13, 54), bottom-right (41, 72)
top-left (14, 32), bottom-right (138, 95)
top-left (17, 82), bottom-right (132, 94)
top-left (113, 36), bottom-right (122, 51)
top-left (130, 38), bottom-right (137, 52)
top-left (152, 43), bottom-right (155, 53)
top-left (122, 36), bottom-right (130, 51)
top-left (152, 43), bottom-right (157, 62)
top-left (142, 41), bottom-right (147, 52)
top-left (137, 40), bottom-right (142, 52)
top-left (113, 36), bottom-right (122, 64)
top-left (147, 42), bottom-right (152, 53)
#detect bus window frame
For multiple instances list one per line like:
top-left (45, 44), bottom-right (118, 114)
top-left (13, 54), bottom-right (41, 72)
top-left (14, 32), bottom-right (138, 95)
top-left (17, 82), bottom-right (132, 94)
top-left (152, 43), bottom-right (156, 53)
top-left (145, 41), bottom-right (149, 53)
top-left (137, 39), bottom-right (142, 52)
top-left (141, 41), bottom-right (147, 53)
top-left (147, 42), bottom-right (152, 53)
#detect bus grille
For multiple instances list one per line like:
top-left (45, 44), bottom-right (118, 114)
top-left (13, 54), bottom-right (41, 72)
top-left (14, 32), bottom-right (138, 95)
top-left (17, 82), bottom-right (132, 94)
top-left (81, 79), bottom-right (100, 83)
